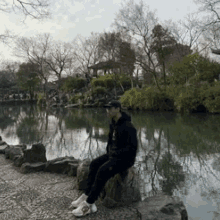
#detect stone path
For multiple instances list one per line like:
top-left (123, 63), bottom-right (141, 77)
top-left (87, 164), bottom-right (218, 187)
top-left (0, 155), bottom-right (140, 220)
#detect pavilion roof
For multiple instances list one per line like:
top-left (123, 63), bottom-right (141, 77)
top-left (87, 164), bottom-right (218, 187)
top-left (211, 48), bottom-right (220, 55)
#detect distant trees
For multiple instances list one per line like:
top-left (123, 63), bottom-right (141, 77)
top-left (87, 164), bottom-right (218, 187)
top-left (16, 62), bottom-right (40, 99)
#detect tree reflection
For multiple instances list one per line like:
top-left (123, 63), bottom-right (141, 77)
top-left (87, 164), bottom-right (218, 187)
top-left (157, 151), bottom-right (185, 195)
top-left (16, 105), bottom-right (41, 144)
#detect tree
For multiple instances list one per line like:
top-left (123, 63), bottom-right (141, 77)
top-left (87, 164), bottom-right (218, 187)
top-left (0, 0), bottom-right (50, 45)
top-left (17, 62), bottom-right (40, 99)
top-left (150, 24), bottom-right (177, 87)
top-left (1, 0), bottom-right (50, 20)
top-left (15, 33), bottom-right (52, 103)
top-left (113, 0), bottom-right (162, 90)
top-left (43, 40), bottom-right (74, 100)
top-left (98, 32), bottom-right (136, 76)
top-left (71, 33), bottom-right (100, 80)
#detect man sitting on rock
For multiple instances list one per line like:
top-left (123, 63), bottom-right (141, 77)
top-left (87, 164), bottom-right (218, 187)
top-left (70, 100), bottom-right (138, 217)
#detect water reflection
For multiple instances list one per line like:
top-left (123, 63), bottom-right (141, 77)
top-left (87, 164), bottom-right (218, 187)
top-left (0, 105), bottom-right (220, 219)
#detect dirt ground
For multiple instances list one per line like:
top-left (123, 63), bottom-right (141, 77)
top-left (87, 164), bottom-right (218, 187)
top-left (0, 154), bottom-right (141, 220)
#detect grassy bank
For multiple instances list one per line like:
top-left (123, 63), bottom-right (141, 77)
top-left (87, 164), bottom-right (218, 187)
top-left (119, 82), bottom-right (220, 114)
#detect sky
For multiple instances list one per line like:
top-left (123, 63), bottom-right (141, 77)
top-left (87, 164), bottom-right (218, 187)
top-left (0, 0), bottom-right (208, 62)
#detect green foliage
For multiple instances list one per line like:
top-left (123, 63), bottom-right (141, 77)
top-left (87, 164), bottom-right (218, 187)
top-left (16, 62), bottom-right (40, 99)
top-left (92, 86), bottom-right (107, 96)
top-left (175, 86), bottom-right (201, 113)
top-left (120, 86), bottom-right (167, 110)
top-left (69, 93), bottom-right (84, 104)
top-left (37, 92), bottom-right (46, 105)
top-left (202, 82), bottom-right (220, 113)
top-left (168, 53), bottom-right (200, 85)
top-left (91, 75), bottom-right (114, 88)
top-left (61, 77), bottom-right (86, 92)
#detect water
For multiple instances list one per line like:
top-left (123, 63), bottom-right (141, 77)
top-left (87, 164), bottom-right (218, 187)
top-left (1, 104), bottom-right (220, 220)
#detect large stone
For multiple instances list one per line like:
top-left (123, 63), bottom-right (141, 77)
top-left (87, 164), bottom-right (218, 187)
top-left (20, 162), bottom-right (46, 174)
top-left (13, 155), bottom-right (24, 167)
top-left (45, 156), bottom-right (79, 174)
top-left (0, 144), bottom-right (8, 154)
top-left (133, 193), bottom-right (188, 220)
top-left (0, 140), bottom-right (6, 146)
top-left (100, 167), bottom-right (142, 208)
top-left (4, 145), bottom-right (26, 160)
top-left (23, 143), bottom-right (47, 163)
top-left (76, 159), bottom-right (91, 190)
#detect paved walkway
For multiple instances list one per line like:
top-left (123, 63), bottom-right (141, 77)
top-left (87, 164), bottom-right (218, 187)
top-left (0, 155), bottom-right (140, 220)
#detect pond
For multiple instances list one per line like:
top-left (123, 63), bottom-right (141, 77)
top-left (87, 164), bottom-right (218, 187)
top-left (0, 104), bottom-right (220, 220)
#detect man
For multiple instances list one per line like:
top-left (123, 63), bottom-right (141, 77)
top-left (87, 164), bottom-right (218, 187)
top-left (70, 100), bottom-right (138, 217)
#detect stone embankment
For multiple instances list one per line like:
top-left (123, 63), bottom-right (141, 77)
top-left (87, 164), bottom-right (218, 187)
top-left (0, 137), bottom-right (188, 220)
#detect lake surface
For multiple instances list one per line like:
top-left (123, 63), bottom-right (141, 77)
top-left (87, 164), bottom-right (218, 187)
top-left (1, 104), bottom-right (220, 220)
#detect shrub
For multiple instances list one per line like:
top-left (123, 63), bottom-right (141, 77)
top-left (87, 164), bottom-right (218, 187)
top-left (92, 86), bottom-right (107, 96)
top-left (202, 82), bottom-right (220, 113)
top-left (62, 77), bottom-right (86, 92)
top-left (37, 92), bottom-right (46, 105)
top-left (175, 86), bottom-right (203, 113)
top-left (69, 93), bottom-right (84, 104)
top-left (120, 86), bottom-right (170, 110)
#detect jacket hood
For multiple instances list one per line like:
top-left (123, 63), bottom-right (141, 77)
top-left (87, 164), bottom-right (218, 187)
top-left (112, 111), bottom-right (131, 125)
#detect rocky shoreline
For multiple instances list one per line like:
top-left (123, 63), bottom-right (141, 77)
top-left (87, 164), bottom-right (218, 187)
top-left (0, 137), bottom-right (188, 219)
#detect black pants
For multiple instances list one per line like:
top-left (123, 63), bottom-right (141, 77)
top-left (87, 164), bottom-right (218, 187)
top-left (84, 154), bottom-right (132, 204)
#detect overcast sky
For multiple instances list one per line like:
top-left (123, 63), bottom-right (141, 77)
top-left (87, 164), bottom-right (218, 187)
top-left (0, 0), bottom-right (205, 61)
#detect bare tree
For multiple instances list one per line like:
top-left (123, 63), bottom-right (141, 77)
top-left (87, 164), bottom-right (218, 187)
top-left (0, 0), bottom-right (50, 21)
top-left (113, 0), bottom-right (163, 90)
top-left (71, 33), bottom-right (100, 79)
top-left (14, 33), bottom-right (52, 103)
top-left (44, 40), bottom-right (74, 100)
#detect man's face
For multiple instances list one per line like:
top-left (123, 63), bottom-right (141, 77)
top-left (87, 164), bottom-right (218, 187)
top-left (106, 106), bottom-right (119, 119)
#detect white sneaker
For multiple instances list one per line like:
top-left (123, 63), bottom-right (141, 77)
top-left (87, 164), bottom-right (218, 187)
top-left (72, 200), bottom-right (97, 217)
top-left (69, 193), bottom-right (88, 209)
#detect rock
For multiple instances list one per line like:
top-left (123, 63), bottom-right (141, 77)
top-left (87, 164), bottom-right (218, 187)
top-left (4, 145), bottom-right (26, 160)
top-left (21, 162), bottom-right (46, 174)
top-left (100, 167), bottom-right (142, 208)
top-left (76, 159), bottom-right (91, 190)
top-left (0, 140), bottom-right (6, 146)
top-left (0, 136), bottom-right (2, 141)
top-left (45, 156), bottom-right (79, 174)
top-left (0, 144), bottom-right (8, 154)
top-left (13, 155), bottom-right (24, 167)
top-left (133, 193), bottom-right (188, 220)
top-left (23, 143), bottom-right (47, 163)
top-left (68, 162), bottom-right (79, 176)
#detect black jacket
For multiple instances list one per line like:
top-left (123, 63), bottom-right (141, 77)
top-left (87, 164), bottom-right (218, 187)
top-left (106, 111), bottom-right (138, 166)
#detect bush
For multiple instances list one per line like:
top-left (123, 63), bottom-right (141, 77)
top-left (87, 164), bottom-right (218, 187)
top-left (62, 77), bottom-right (86, 92)
top-left (69, 93), bottom-right (84, 104)
top-left (92, 86), bottom-right (107, 96)
top-left (120, 86), bottom-right (170, 110)
top-left (37, 92), bottom-right (46, 105)
top-left (202, 82), bottom-right (220, 113)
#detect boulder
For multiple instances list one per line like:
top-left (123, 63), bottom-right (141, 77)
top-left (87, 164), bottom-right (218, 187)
top-left (76, 159), bottom-right (91, 190)
top-left (4, 145), bottom-right (26, 160)
top-left (45, 156), bottom-right (79, 174)
top-left (23, 143), bottom-right (47, 163)
top-left (21, 162), bottom-right (46, 174)
top-left (100, 167), bottom-right (142, 208)
top-left (0, 144), bottom-right (8, 154)
top-left (133, 193), bottom-right (188, 220)
top-left (13, 155), bottom-right (24, 167)
top-left (0, 140), bottom-right (6, 146)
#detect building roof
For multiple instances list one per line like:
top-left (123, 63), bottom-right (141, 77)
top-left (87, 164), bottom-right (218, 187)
top-left (211, 48), bottom-right (220, 55)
